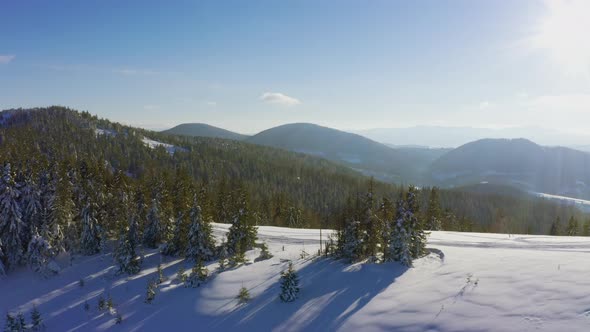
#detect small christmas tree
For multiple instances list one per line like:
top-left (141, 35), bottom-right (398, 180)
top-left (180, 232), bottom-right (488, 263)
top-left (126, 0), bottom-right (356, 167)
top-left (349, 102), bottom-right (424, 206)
top-left (279, 262), bottom-right (300, 302)
top-left (106, 294), bottom-right (114, 311)
top-left (177, 265), bottom-right (187, 283)
top-left (156, 263), bottom-right (166, 284)
top-left (145, 279), bottom-right (157, 304)
top-left (4, 313), bottom-right (16, 332)
top-left (186, 259), bottom-right (208, 288)
top-left (255, 242), bottom-right (273, 262)
top-left (237, 286), bottom-right (250, 304)
top-left (97, 294), bottom-right (106, 311)
top-left (15, 312), bottom-right (26, 332)
top-left (217, 243), bottom-right (228, 271)
top-left (30, 305), bottom-right (44, 331)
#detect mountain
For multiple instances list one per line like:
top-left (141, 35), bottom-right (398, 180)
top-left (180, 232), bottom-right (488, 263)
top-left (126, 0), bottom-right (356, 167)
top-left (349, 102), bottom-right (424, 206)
top-left (162, 123), bottom-right (248, 140)
top-left (355, 126), bottom-right (590, 148)
top-left (246, 123), bottom-right (436, 183)
top-left (430, 138), bottom-right (590, 199)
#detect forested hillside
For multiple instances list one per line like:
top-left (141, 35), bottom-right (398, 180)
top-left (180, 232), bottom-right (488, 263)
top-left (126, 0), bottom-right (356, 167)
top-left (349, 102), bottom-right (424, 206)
top-left (0, 107), bottom-right (587, 277)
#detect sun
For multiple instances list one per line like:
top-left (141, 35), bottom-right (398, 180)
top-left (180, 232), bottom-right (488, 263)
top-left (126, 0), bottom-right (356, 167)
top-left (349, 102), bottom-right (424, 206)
top-left (531, 0), bottom-right (590, 76)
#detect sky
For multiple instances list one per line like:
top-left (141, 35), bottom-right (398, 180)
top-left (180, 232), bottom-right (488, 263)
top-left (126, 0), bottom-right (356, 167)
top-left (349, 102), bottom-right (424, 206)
top-left (1, 0), bottom-right (589, 134)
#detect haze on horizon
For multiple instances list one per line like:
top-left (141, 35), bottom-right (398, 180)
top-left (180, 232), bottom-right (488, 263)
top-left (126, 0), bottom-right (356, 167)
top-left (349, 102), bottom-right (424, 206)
top-left (1, 0), bottom-right (589, 137)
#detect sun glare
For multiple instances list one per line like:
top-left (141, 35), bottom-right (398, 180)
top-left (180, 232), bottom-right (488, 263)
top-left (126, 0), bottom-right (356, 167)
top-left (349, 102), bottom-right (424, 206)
top-left (531, 0), bottom-right (590, 76)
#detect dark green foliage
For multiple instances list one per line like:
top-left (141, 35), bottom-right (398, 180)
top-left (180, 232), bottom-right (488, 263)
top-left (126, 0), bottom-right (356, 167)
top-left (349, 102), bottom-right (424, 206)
top-left (237, 286), bottom-right (251, 304)
top-left (279, 262), bottom-right (300, 302)
top-left (145, 279), bottom-right (157, 304)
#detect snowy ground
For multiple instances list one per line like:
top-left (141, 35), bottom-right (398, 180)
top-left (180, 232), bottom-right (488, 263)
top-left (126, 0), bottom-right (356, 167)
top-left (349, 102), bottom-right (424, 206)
top-left (1, 225), bottom-right (590, 331)
top-left (141, 137), bottom-right (186, 155)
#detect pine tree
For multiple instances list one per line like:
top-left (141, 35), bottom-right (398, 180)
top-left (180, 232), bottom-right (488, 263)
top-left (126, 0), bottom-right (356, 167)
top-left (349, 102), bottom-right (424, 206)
top-left (4, 313), bottom-right (16, 332)
top-left (279, 262), bottom-right (300, 302)
top-left (15, 312), bottom-right (26, 332)
top-left (53, 165), bottom-right (75, 252)
top-left (425, 187), bottom-right (442, 231)
top-left (583, 219), bottom-right (590, 236)
top-left (387, 191), bottom-right (412, 267)
top-left (340, 218), bottom-right (362, 262)
top-left (406, 186), bottom-right (427, 259)
top-left (79, 200), bottom-right (101, 255)
top-left (237, 286), bottom-right (250, 304)
top-left (176, 265), bottom-right (187, 283)
top-left (567, 216), bottom-right (579, 236)
top-left (255, 242), bottom-right (273, 262)
top-left (30, 305), bottom-right (43, 331)
top-left (143, 198), bottom-right (163, 249)
top-left (217, 242), bottom-right (228, 271)
top-left (185, 197), bottom-right (214, 262)
top-left (361, 178), bottom-right (379, 258)
top-left (161, 213), bottom-right (185, 256)
top-left (549, 217), bottom-right (563, 236)
top-left (145, 279), bottom-right (157, 304)
top-left (114, 215), bottom-right (142, 275)
top-left (156, 263), bottom-right (166, 284)
top-left (27, 228), bottom-right (56, 277)
top-left (0, 163), bottom-right (25, 270)
top-left (0, 239), bottom-right (6, 276)
top-left (226, 185), bottom-right (257, 256)
top-left (186, 259), bottom-right (208, 288)
top-left (286, 206), bottom-right (303, 228)
top-left (98, 294), bottom-right (106, 311)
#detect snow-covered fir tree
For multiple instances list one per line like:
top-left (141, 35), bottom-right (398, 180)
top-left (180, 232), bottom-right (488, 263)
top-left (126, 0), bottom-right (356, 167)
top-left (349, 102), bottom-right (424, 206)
top-left (185, 198), bottom-right (214, 262)
top-left (286, 206), bottom-right (303, 228)
top-left (217, 242), bottom-right (228, 271)
top-left (387, 192), bottom-right (413, 267)
top-left (114, 215), bottom-right (142, 275)
top-left (52, 166), bottom-right (75, 252)
top-left (340, 218), bottom-right (363, 262)
top-left (143, 198), bottom-right (163, 249)
top-left (27, 227), bottom-right (56, 277)
top-left (145, 279), bottom-right (157, 304)
top-left (0, 163), bottom-right (25, 269)
top-left (361, 178), bottom-right (379, 258)
top-left (79, 200), bottom-right (101, 255)
top-left (226, 186), bottom-right (257, 256)
top-left (425, 187), bottom-right (442, 231)
top-left (161, 213), bottom-right (185, 256)
top-left (279, 262), bottom-right (300, 302)
top-left (30, 305), bottom-right (44, 331)
top-left (406, 186), bottom-right (427, 259)
top-left (21, 172), bottom-right (42, 234)
top-left (0, 238), bottom-right (6, 276)
top-left (237, 286), bottom-right (250, 304)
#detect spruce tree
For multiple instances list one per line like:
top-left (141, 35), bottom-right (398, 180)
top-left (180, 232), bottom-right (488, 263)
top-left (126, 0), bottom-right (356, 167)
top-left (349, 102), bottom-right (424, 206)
top-left (27, 228), bottom-right (55, 277)
top-left (567, 216), bottom-right (579, 236)
top-left (145, 279), bottom-right (157, 304)
top-left (185, 197), bottom-right (214, 262)
top-left (177, 265), bottom-right (187, 284)
top-left (255, 242), bottom-right (273, 262)
top-left (226, 186), bottom-right (257, 256)
top-left (143, 198), bottom-right (162, 249)
top-left (186, 259), bottom-right (208, 288)
top-left (237, 286), bottom-right (250, 304)
top-left (387, 191), bottom-right (412, 267)
top-left (549, 217), bottom-right (563, 235)
top-left (217, 242), bottom-right (228, 271)
top-left (79, 201), bottom-right (101, 255)
top-left (0, 163), bottom-right (25, 270)
top-left (406, 186), bottom-right (427, 259)
top-left (30, 305), bottom-right (43, 331)
top-left (425, 187), bottom-right (442, 231)
top-left (340, 218), bottom-right (362, 262)
top-left (114, 215), bottom-right (142, 275)
top-left (279, 262), bottom-right (300, 302)
top-left (156, 263), bottom-right (166, 284)
top-left (161, 213), bottom-right (185, 256)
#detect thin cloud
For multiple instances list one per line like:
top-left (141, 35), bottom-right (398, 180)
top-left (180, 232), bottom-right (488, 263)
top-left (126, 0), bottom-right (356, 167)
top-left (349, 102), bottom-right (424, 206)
top-left (479, 101), bottom-right (492, 110)
top-left (0, 55), bottom-right (15, 64)
top-left (206, 101), bottom-right (217, 107)
top-left (259, 92), bottom-right (301, 106)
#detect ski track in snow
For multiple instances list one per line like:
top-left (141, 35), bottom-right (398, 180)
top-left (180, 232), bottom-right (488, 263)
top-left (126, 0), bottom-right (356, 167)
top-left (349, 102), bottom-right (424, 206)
top-left (1, 225), bottom-right (590, 331)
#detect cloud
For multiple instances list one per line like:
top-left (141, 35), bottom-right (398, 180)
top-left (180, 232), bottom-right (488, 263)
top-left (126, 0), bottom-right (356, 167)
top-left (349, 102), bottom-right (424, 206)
top-left (0, 55), bottom-right (15, 64)
top-left (479, 101), bottom-right (492, 110)
top-left (206, 101), bottom-right (217, 107)
top-left (259, 92), bottom-right (301, 106)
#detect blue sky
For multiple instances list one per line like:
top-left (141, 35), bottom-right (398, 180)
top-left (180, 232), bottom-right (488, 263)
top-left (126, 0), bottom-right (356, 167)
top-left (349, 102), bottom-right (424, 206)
top-left (1, 0), bottom-right (589, 133)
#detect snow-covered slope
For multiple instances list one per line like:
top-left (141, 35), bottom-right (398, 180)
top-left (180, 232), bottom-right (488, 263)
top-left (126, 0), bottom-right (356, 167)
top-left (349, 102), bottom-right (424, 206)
top-left (1, 225), bottom-right (590, 331)
top-left (141, 137), bottom-right (186, 155)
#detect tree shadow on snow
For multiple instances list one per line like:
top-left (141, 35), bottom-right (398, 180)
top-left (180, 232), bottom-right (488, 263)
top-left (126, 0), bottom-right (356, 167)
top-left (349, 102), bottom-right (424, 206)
top-left (207, 258), bottom-right (408, 332)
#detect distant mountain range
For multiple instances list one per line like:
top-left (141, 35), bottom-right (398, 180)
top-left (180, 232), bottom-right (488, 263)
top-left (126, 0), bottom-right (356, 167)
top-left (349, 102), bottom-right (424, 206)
top-left (163, 122), bottom-right (590, 200)
top-left (162, 123), bottom-right (248, 141)
top-left (354, 126), bottom-right (590, 149)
